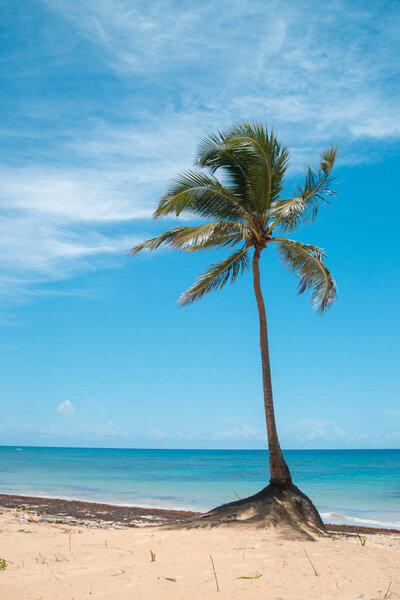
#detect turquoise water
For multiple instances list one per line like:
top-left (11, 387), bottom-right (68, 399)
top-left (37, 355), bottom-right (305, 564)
top-left (0, 447), bottom-right (399, 528)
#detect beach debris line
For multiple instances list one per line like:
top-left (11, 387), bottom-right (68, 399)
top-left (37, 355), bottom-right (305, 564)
top-left (209, 554), bottom-right (220, 592)
top-left (4, 494), bottom-right (194, 528)
top-left (14, 506), bottom-right (146, 530)
top-left (19, 512), bottom-right (38, 523)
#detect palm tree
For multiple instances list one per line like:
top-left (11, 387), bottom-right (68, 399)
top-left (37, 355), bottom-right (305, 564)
top-left (131, 123), bottom-right (337, 529)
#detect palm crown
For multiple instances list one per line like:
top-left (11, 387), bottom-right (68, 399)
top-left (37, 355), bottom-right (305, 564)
top-left (131, 122), bottom-right (337, 313)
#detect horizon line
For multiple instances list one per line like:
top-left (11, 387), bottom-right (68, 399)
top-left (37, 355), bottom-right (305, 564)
top-left (1, 444), bottom-right (399, 452)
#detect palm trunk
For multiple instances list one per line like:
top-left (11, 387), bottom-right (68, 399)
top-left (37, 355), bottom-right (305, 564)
top-left (252, 248), bottom-right (292, 488)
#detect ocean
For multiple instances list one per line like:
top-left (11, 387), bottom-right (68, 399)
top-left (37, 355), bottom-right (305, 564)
top-left (0, 446), bottom-right (399, 528)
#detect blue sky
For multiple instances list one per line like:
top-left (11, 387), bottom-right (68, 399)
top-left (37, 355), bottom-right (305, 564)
top-left (0, 0), bottom-right (399, 449)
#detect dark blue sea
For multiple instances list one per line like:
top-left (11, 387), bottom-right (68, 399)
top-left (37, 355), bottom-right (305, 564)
top-left (1, 447), bottom-right (399, 528)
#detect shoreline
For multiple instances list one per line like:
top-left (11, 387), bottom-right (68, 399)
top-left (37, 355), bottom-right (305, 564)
top-left (0, 493), bottom-right (199, 527)
top-left (1, 492), bottom-right (399, 535)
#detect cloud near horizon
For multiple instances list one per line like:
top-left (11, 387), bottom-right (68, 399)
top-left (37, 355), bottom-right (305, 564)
top-left (57, 400), bottom-right (76, 415)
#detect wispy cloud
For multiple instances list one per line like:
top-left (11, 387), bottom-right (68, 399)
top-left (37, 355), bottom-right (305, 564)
top-left (41, 419), bottom-right (122, 440)
top-left (47, 0), bottom-right (400, 142)
top-left (304, 422), bottom-right (347, 442)
top-left (0, 165), bottom-right (147, 302)
top-left (214, 424), bottom-right (265, 441)
top-left (1, 0), bottom-right (399, 303)
top-left (146, 424), bottom-right (265, 442)
top-left (286, 418), bottom-right (348, 443)
top-left (286, 416), bottom-right (400, 446)
top-left (385, 408), bottom-right (400, 418)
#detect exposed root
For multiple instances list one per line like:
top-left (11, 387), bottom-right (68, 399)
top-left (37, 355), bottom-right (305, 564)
top-left (165, 484), bottom-right (326, 539)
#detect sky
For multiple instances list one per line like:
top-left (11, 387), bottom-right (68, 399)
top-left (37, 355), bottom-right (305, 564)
top-left (0, 0), bottom-right (399, 450)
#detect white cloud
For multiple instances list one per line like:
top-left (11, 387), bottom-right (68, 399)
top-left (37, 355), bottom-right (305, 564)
top-left (215, 424), bottom-right (265, 441)
top-left (147, 428), bottom-right (169, 440)
top-left (146, 424), bottom-right (265, 442)
top-left (286, 417), bottom-right (348, 442)
top-left (385, 409), bottom-right (400, 417)
top-left (2, 0), bottom-right (400, 303)
top-left (42, 419), bottom-right (123, 438)
top-left (344, 431), bottom-right (400, 446)
top-left (46, 0), bottom-right (400, 142)
top-left (0, 164), bottom-right (147, 303)
top-left (57, 400), bottom-right (76, 415)
top-left (305, 422), bottom-right (347, 442)
top-left (0, 167), bottom-right (151, 223)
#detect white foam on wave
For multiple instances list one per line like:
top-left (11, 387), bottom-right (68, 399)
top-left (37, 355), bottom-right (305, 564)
top-left (321, 511), bottom-right (400, 529)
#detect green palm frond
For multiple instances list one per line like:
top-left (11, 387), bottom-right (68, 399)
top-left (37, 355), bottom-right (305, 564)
top-left (196, 131), bottom-right (252, 211)
top-left (222, 123), bottom-right (289, 211)
top-left (269, 147), bottom-right (337, 232)
top-left (184, 222), bottom-right (250, 251)
top-left (130, 222), bottom-right (247, 255)
top-left (178, 246), bottom-right (251, 305)
top-left (198, 123), bottom-right (289, 214)
top-left (275, 238), bottom-right (337, 312)
top-left (153, 170), bottom-right (252, 222)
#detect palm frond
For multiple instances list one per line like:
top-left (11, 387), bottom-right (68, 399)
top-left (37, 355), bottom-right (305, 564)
top-left (153, 170), bottom-right (252, 222)
top-left (130, 222), bottom-right (248, 255)
top-left (185, 222), bottom-right (250, 251)
top-left (222, 122), bottom-right (289, 211)
top-left (198, 123), bottom-right (289, 214)
top-left (196, 131), bottom-right (253, 212)
top-left (269, 146), bottom-right (337, 232)
top-left (275, 238), bottom-right (337, 312)
top-left (178, 246), bottom-right (251, 305)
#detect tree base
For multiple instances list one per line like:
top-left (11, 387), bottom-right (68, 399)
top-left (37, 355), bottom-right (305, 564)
top-left (167, 484), bottom-right (326, 538)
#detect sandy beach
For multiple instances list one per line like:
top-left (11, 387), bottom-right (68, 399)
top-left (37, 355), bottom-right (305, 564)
top-left (1, 495), bottom-right (399, 600)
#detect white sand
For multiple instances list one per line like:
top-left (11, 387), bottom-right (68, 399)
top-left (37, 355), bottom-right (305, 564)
top-left (1, 508), bottom-right (399, 599)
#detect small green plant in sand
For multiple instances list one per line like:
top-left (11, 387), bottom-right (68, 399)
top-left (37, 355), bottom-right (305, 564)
top-left (357, 534), bottom-right (366, 546)
top-left (150, 550), bottom-right (156, 562)
top-left (60, 527), bottom-right (70, 533)
top-left (237, 571), bottom-right (262, 580)
top-left (0, 559), bottom-right (7, 570)
top-left (330, 534), bottom-right (337, 541)
top-left (17, 529), bottom-right (32, 534)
